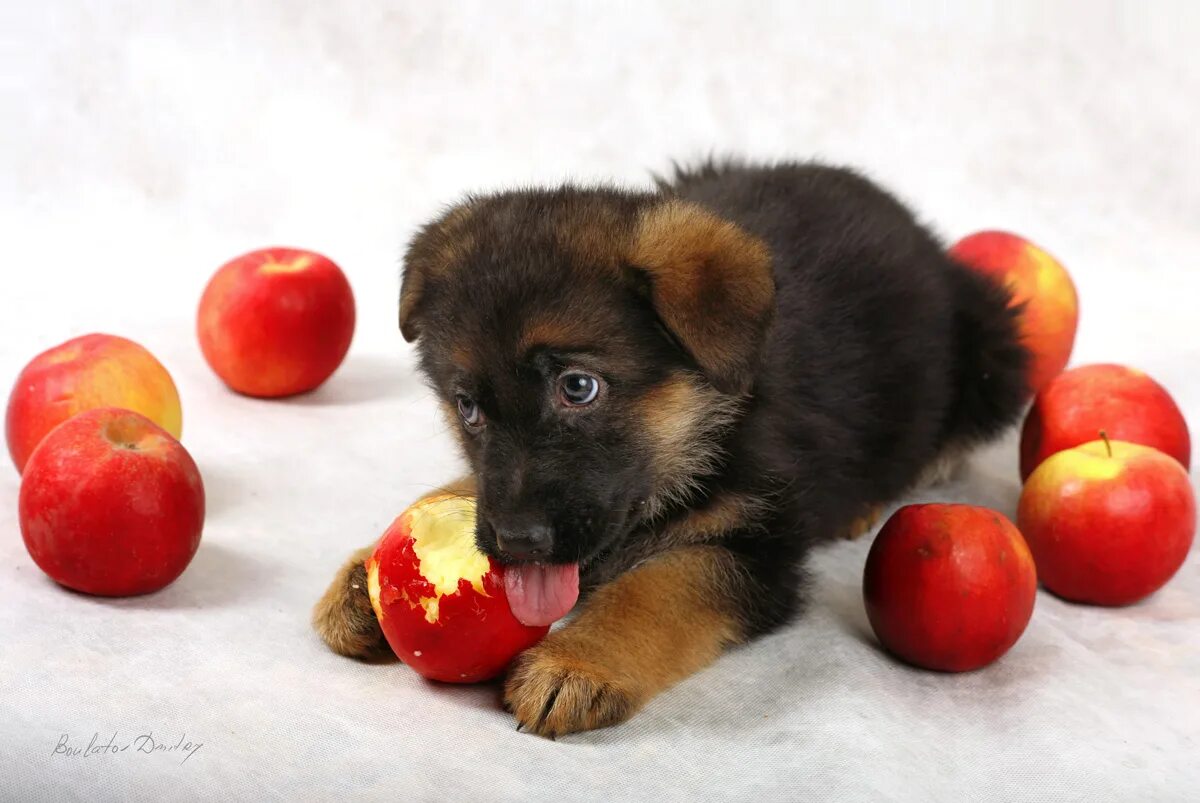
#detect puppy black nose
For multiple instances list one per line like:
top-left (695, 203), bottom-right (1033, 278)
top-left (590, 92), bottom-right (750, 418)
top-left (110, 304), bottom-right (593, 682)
top-left (492, 516), bottom-right (554, 560)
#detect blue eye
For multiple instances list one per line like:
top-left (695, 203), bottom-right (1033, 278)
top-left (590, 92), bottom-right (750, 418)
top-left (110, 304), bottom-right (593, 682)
top-left (558, 372), bottom-right (601, 406)
top-left (456, 395), bottom-right (482, 426)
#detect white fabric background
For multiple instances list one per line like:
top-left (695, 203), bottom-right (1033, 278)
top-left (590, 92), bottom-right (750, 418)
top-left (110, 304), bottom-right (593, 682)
top-left (2, 2), bottom-right (1197, 800)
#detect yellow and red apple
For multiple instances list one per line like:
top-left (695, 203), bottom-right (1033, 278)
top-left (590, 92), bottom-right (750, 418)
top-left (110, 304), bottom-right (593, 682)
top-left (197, 247), bottom-right (356, 398)
top-left (863, 504), bottom-right (1037, 672)
top-left (1020, 363), bottom-right (1190, 480)
top-left (949, 230), bottom-right (1078, 394)
top-left (6, 333), bottom-right (182, 473)
top-left (1018, 438), bottom-right (1195, 606)
top-left (366, 494), bottom-right (551, 683)
top-left (19, 407), bottom-right (205, 596)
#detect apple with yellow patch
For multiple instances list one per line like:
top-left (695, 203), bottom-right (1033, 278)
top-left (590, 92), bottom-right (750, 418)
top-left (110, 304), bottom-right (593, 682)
top-left (366, 494), bottom-right (550, 683)
top-left (949, 230), bottom-right (1078, 393)
top-left (1020, 363), bottom-right (1190, 480)
top-left (197, 247), bottom-right (355, 398)
top-left (6, 333), bottom-right (182, 473)
top-left (1018, 436), bottom-right (1195, 606)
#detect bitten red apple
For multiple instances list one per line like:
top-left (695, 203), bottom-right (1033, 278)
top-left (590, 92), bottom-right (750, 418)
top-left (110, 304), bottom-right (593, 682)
top-left (1018, 438), bottom-right (1195, 606)
top-left (6, 333), bottom-right (182, 473)
top-left (949, 230), bottom-right (1078, 394)
top-left (19, 407), bottom-right (205, 596)
top-left (863, 504), bottom-right (1037, 672)
top-left (366, 494), bottom-right (551, 683)
top-left (1020, 363), bottom-right (1190, 480)
top-left (197, 247), bottom-right (355, 398)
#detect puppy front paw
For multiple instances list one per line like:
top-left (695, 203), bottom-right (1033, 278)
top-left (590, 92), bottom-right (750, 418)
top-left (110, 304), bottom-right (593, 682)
top-left (504, 641), bottom-right (639, 738)
top-left (312, 547), bottom-right (391, 659)
top-left (842, 504), bottom-right (884, 540)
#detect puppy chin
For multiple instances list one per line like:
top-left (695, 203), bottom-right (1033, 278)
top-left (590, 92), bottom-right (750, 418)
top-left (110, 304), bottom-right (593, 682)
top-left (576, 509), bottom-right (643, 571)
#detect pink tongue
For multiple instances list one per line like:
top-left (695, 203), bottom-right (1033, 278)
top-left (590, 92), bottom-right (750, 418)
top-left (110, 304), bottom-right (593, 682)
top-left (503, 562), bottom-right (580, 627)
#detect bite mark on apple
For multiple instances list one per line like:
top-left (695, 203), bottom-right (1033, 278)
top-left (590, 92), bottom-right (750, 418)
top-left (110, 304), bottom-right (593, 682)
top-left (408, 495), bottom-right (489, 599)
top-left (366, 558), bottom-right (385, 621)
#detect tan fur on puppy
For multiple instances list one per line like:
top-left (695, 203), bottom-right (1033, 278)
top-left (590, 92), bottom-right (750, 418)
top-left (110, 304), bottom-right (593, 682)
top-left (657, 491), bottom-right (770, 546)
top-left (504, 546), bottom-right (744, 738)
top-left (631, 201), bottom-right (775, 394)
top-left (637, 371), bottom-right (741, 518)
top-left (841, 504), bottom-right (884, 540)
top-left (311, 545), bottom-right (387, 658)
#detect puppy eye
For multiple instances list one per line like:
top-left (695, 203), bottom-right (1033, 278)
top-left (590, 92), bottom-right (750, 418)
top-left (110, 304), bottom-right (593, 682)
top-left (558, 372), bottom-right (601, 406)
top-left (456, 394), bottom-right (483, 427)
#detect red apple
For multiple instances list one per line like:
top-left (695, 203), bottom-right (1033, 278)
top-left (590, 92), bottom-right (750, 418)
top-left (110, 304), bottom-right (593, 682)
top-left (19, 407), bottom-right (205, 596)
top-left (197, 247), bottom-right (355, 398)
top-left (366, 494), bottom-right (550, 683)
top-left (1018, 438), bottom-right (1195, 606)
top-left (863, 504), bottom-right (1037, 672)
top-left (7, 333), bottom-right (182, 473)
top-left (949, 230), bottom-right (1078, 393)
top-left (1020, 363), bottom-right (1190, 480)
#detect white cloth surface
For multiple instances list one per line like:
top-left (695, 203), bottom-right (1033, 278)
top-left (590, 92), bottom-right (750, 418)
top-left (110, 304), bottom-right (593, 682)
top-left (2, 2), bottom-right (1198, 800)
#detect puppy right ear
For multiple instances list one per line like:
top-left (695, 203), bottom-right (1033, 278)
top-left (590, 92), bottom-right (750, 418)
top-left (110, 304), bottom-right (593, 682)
top-left (398, 201), bottom-right (479, 342)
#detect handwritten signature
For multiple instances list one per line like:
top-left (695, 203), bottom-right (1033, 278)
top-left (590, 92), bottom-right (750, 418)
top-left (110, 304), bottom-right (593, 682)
top-left (52, 732), bottom-right (203, 764)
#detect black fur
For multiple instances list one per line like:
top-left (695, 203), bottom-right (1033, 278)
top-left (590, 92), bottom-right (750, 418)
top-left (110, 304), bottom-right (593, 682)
top-left (401, 160), bottom-right (1029, 640)
top-left (663, 161), bottom-right (1030, 633)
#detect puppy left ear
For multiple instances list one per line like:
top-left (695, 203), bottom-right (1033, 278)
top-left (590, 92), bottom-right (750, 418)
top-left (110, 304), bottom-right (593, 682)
top-left (397, 267), bottom-right (425, 343)
top-left (630, 200), bottom-right (775, 395)
top-left (398, 199), bottom-right (481, 342)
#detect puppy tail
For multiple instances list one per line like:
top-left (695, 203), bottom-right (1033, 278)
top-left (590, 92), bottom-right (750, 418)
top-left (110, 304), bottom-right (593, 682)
top-left (940, 258), bottom-right (1032, 449)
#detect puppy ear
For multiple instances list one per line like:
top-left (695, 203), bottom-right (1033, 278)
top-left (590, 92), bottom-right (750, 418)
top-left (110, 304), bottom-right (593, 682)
top-left (398, 202), bottom-right (479, 342)
top-left (630, 200), bottom-right (775, 395)
top-left (397, 268), bottom-right (425, 343)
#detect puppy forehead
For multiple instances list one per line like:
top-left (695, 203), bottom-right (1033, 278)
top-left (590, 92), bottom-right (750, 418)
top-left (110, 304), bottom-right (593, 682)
top-left (438, 267), bottom-right (638, 366)
top-left (445, 297), bottom-right (635, 381)
top-left (514, 304), bottom-right (625, 353)
top-left (448, 190), bottom-right (636, 276)
top-left (415, 189), bottom-right (664, 384)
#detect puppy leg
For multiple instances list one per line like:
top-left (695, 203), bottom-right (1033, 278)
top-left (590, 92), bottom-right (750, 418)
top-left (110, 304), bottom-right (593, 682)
top-left (312, 476), bottom-right (477, 658)
top-left (841, 504), bottom-right (884, 540)
top-left (504, 545), bottom-right (745, 737)
top-left (917, 443), bottom-right (969, 487)
top-left (312, 545), bottom-right (389, 658)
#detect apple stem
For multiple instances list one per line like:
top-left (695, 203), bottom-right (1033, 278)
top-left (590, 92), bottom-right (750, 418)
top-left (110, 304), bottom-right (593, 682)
top-left (1099, 429), bottom-right (1113, 458)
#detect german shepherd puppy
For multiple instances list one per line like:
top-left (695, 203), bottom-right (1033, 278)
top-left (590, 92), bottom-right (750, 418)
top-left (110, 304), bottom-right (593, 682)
top-left (314, 160), bottom-right (1029, 737)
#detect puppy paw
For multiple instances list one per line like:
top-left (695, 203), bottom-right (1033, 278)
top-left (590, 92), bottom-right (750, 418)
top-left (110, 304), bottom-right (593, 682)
top-left (312, 548), bottom-right (391, 659)
top-left (842, 504), bottom-right (884, 540)
top-left (504, 643), bottom-right (639, 738)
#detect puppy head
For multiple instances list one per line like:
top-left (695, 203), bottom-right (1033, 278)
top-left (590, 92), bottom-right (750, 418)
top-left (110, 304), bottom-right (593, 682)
top-left (399, 187), bottom-right (773, 569)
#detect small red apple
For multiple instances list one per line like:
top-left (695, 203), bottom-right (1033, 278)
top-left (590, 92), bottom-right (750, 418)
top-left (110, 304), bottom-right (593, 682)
top-left (1018, 437), bottom-right (1195, 606)
top-left (7, 333), bottom-right (182, 473)
top-left (863, 504), bottom-right (1037, 672)
top-left (1020, 363), bottom-right (1190, 480)
top-left (949, 230), bottom-right (1078, 394)
top-left (19, 407), bottom-right (205, 596)
top-left (366, 494), bottom-right (552, 683)
top-left (197, 247), bottom-right (355, 398)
